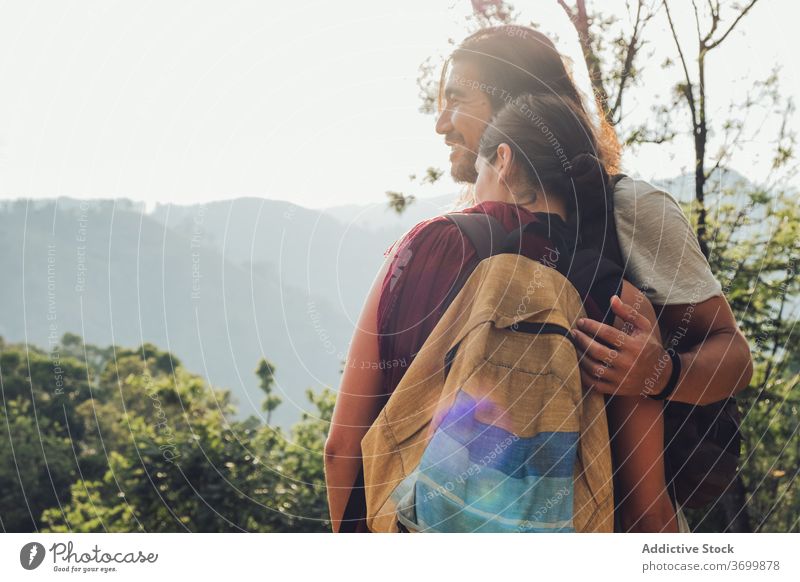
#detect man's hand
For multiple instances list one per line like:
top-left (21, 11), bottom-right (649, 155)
top-left (570, 295), bottom-right (671, 397)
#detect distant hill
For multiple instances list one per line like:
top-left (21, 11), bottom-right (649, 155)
top-left (652, 168), bottom-right (750, 203)
top-left (0, 198), bottom-right (386, 425)
top-left (321, 192), bottom-right (464, 233)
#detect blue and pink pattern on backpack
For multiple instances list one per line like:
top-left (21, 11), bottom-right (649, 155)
top-left (393, 390), bottom-right (578, 532)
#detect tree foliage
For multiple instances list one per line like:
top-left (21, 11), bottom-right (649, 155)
top-left (0, 337), bottom-right (334, 532)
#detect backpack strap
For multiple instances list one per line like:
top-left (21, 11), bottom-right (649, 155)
top-left (339, 466), bottom-right (368, 532)
top-left (441, 212), bottom-right (509, 311)
top-left (445, 212), bottom-right (509, 261)
top-left (442, 211), bottom-right (586, 312)
top-left (504, 218), bottom-right (572, 275)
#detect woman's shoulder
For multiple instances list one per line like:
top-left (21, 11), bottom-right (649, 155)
top-left (384, 214), bottom-right (458, 258)
top-left (384, 200), bottom-right (551, 261)
top-left (378, 210), bottom-right (477, 330)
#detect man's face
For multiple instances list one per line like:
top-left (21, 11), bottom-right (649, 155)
top-left (435, 60), bottom-right (494, 184)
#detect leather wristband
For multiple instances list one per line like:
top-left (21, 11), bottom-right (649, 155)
top-left (648, 348), bottom-right (681, 401)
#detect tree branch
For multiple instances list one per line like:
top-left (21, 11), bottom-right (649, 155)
top-left (557, 0), bottom-right (574, 19)
top-left (662, 0), bottom-right (698, 129)
top-left (609, 0), bottom-right (655, 121)
top-left (707, 0), bottom-right (759, 50)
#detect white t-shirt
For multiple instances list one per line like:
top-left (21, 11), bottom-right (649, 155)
top-left (613, 176), bottom-right (723, 306)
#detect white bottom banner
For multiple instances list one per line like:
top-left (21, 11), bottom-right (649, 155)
top-left (1, 533), bottom-right (797, 581)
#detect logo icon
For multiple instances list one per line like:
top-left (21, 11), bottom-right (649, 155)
top-left (20, 542), bottom-right (46, 570)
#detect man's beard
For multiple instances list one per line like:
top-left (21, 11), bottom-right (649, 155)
top-left (450, 148), bottom-right (478, 184)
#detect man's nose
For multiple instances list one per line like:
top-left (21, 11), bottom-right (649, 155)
top-left (435, 108), bottom-right (452, 136)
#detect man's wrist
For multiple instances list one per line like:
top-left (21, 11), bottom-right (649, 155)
top-left (641, 348), bottom-right (671, 398)
top-left (648, 348), bottom-right (682, 401)
top-left (657, 348), bottom-right (674, 394)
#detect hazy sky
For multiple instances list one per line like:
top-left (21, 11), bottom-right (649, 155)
top-left (1, 0), bottom-right (797, 209)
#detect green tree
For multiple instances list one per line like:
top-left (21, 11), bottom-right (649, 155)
top-left (0, 343), bottom-right (95, 531)
top-left (255, 358), bottom-right (281, 425)
top-left (1, 334), bottom-right (334, 533)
